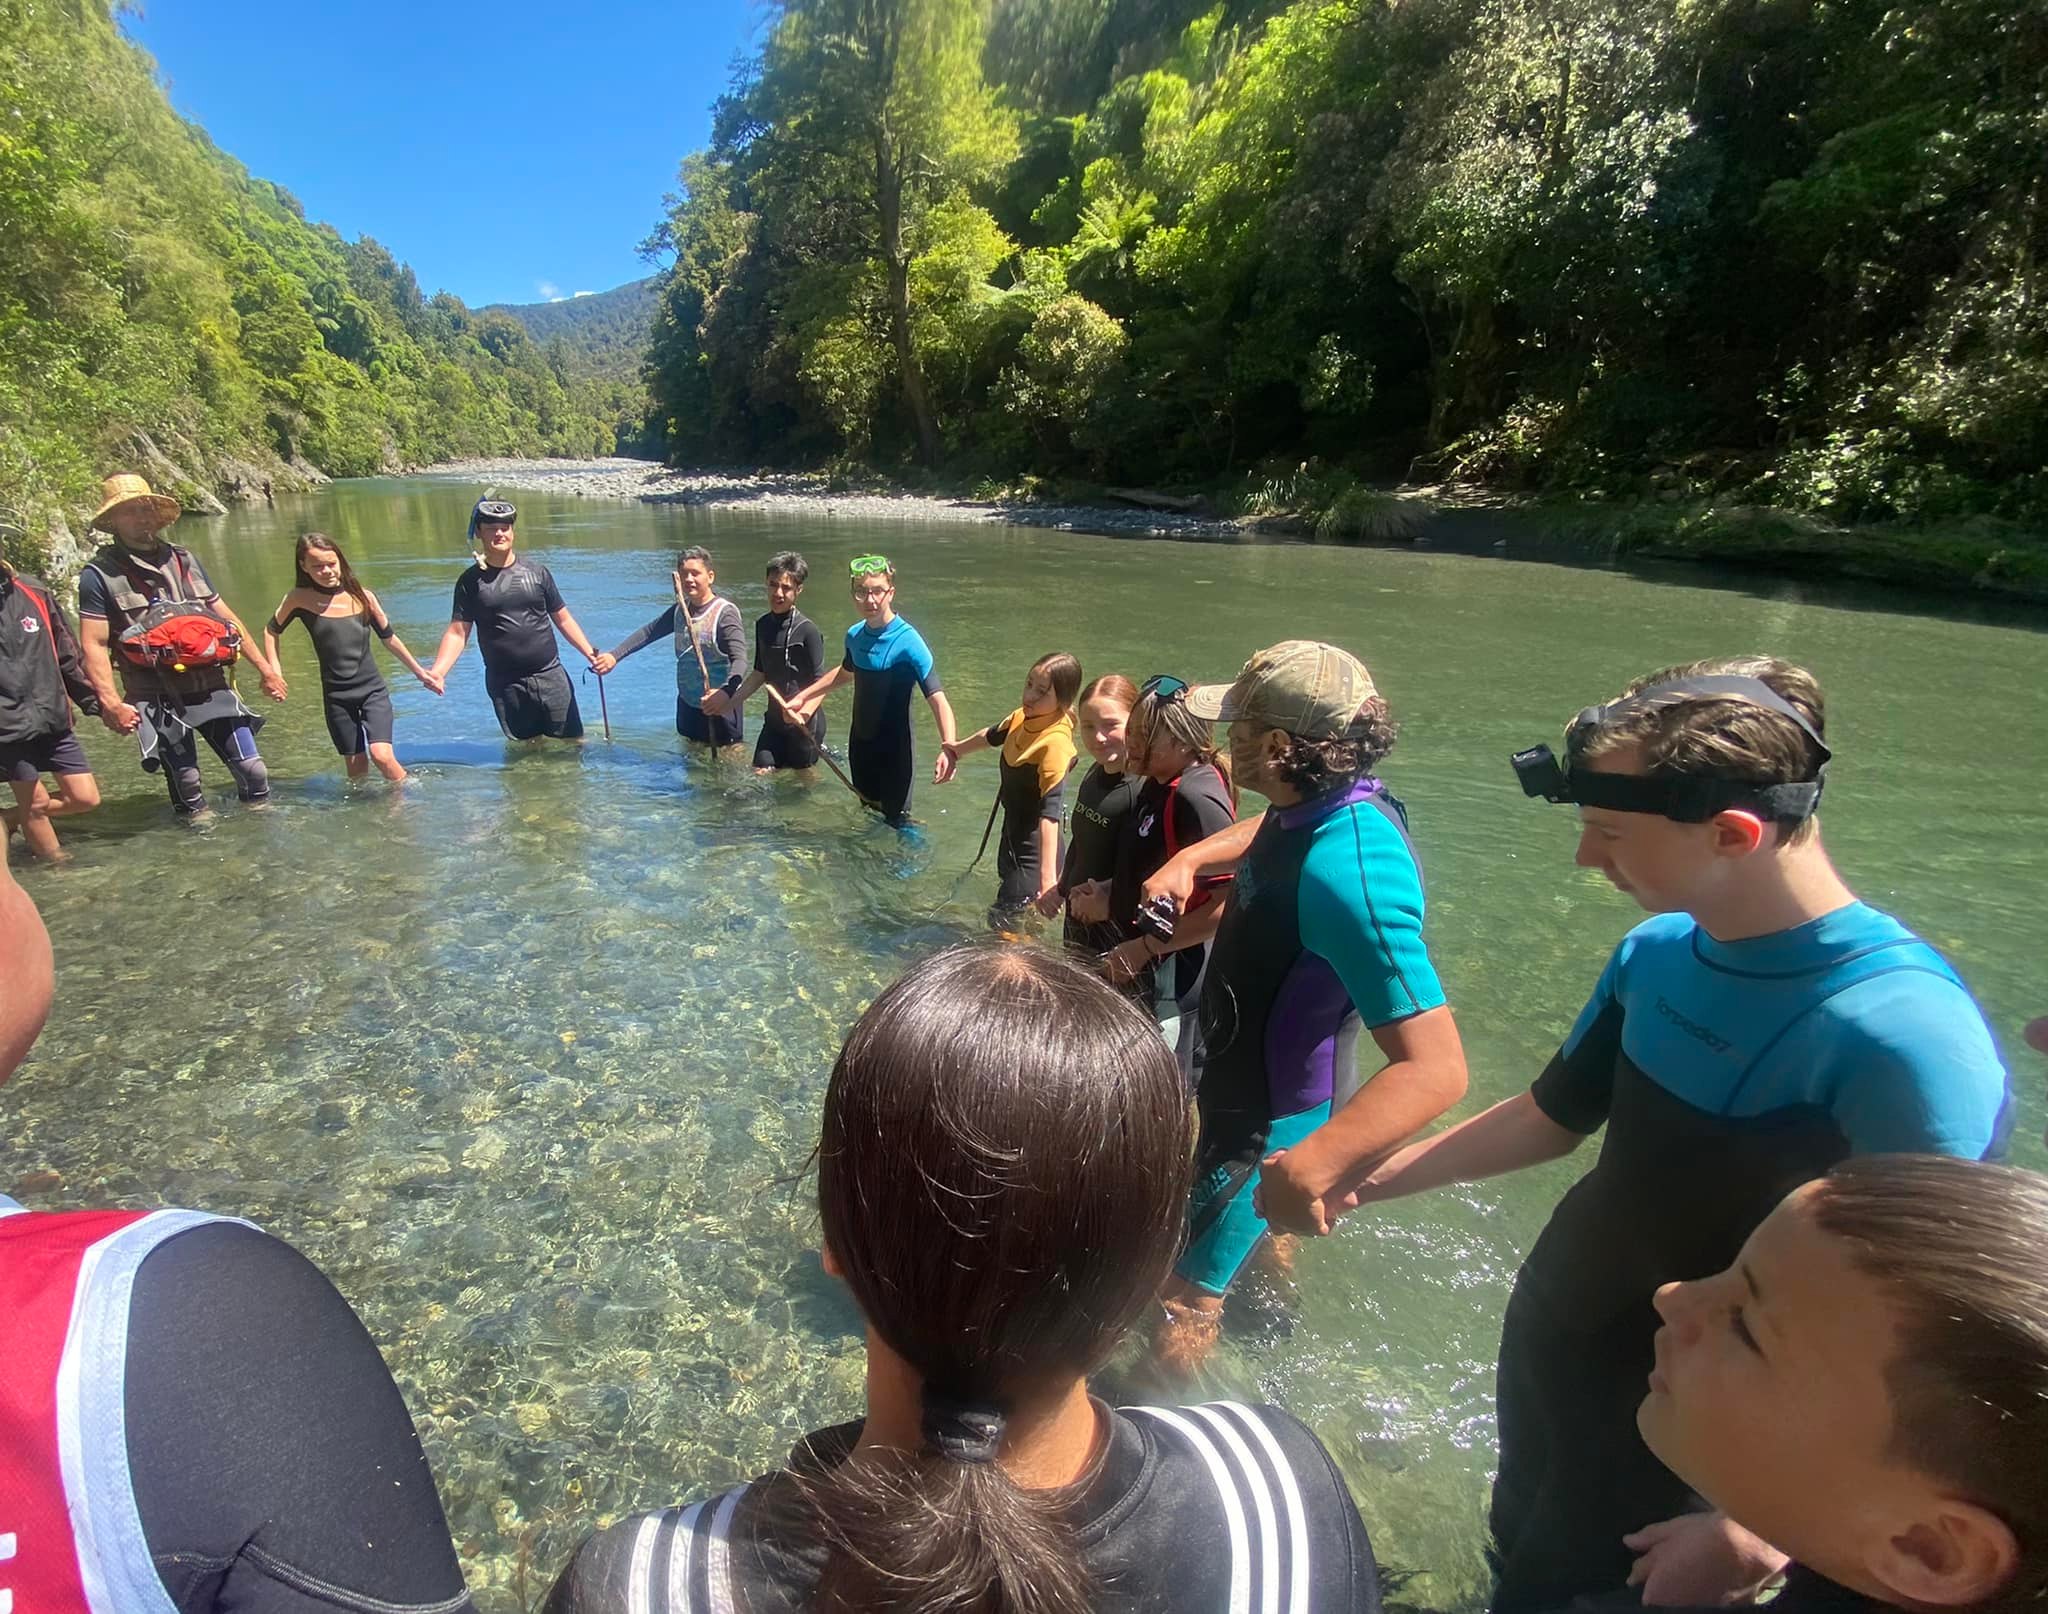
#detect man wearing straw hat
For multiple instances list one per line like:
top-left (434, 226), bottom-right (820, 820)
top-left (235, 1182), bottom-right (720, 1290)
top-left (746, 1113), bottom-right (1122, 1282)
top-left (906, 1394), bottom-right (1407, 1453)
top-left (74, 474), bottom-right (287, 816)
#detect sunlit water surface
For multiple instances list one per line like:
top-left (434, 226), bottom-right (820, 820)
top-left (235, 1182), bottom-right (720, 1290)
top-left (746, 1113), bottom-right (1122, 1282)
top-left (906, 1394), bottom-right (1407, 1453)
top-left (5, 477), bottom-right (2042, 1610)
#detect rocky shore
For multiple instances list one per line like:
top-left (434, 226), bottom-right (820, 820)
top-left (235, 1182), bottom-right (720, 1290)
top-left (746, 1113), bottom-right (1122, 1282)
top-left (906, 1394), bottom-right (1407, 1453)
top-left (410, 457), bottom-right (1256, 540)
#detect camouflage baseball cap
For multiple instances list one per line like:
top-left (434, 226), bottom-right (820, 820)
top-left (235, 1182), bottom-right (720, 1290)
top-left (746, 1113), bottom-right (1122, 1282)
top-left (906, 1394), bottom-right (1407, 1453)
top-left (1184, 640), bottom-right (1379, 739)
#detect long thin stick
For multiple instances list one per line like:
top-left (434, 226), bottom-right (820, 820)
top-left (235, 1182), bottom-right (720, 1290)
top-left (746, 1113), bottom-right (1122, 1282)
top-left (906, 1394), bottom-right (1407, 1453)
top-left (766, 685), bottom-right (882, 815)
top-left (673, 572), bottom-right (715, 710)
top-left (595, 671), bottom-right (612, 741)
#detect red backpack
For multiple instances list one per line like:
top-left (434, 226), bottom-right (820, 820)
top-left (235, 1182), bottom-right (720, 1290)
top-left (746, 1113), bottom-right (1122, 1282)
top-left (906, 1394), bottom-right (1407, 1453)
top-left (104, 549), bottom-right (242, 674)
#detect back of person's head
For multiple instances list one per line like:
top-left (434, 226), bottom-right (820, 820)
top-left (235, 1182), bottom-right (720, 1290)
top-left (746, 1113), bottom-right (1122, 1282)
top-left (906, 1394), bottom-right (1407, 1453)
top-left (767, 550), bottom-right (809, 586)
top-left (1643, 1155), bottom-right (2048, 1614)
top-left (1574, 655), bottom-right (1827, 841)
top-left (1029, 652), bottom-right (1083, 711)
top-left (0, 841), bottom-right (54, 1083)
top-left (805, 943), bottom-right (1192, 1614)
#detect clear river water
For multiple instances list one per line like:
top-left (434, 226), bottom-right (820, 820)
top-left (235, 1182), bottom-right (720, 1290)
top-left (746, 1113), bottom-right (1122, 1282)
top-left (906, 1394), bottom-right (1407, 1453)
top-left (4, 474), bottom-right (2042, 1611)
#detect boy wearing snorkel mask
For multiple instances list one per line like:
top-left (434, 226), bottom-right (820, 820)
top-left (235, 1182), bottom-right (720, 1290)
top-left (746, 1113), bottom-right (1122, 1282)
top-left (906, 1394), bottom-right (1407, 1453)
top-left (1343, 656), bottom-right (2008, 1614)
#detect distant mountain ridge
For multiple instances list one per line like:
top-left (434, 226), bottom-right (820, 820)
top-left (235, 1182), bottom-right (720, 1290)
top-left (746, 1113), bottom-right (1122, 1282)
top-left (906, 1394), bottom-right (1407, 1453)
top-left (486, 277), bottom-right (659, 382)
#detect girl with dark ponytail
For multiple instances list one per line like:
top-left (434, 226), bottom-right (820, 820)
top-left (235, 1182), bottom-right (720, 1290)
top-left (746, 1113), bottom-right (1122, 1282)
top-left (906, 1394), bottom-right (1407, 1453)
top-left (544, 943), bottom-right (1380, 1614)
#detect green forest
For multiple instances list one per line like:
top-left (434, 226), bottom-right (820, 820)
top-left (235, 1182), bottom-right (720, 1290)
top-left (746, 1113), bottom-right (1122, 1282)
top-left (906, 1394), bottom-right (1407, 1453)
top-left (0, 0), bottom-right (645, 573)
top-left (646, 0), bottom-right (2048, 540)
top-left (484, 279), bottom-right (661, 384)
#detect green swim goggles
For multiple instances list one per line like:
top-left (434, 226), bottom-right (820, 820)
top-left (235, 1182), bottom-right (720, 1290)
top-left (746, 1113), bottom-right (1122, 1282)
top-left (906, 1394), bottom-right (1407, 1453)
top-left (1141, 674), bottom-right (1189, 704)
top-left (849, 554), bottom-right (893, 578)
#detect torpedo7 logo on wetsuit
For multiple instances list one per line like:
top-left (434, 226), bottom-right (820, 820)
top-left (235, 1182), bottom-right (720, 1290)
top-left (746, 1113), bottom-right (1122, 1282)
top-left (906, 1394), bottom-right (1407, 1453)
top-left (1655, 996), bottom-right (1732, 1054)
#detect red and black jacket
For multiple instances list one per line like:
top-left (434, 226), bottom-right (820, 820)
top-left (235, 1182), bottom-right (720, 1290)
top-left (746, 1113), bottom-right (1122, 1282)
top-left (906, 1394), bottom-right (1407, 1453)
top-left (0, 564), bottom-right (99, 746)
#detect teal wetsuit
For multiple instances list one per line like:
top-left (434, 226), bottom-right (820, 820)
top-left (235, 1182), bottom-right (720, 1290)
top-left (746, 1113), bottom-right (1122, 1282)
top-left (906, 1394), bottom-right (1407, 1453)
top-left (1493, 900), bottom-right (2009, 1613)
top-left (840, 615), bottom-right (940, 824)
top-left (1180, 776), bottom-right (1445, 1296)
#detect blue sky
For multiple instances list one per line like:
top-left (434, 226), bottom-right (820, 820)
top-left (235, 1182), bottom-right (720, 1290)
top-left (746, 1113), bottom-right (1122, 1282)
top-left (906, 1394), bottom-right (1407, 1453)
top-left (122, 0), bottom-right (762, 308)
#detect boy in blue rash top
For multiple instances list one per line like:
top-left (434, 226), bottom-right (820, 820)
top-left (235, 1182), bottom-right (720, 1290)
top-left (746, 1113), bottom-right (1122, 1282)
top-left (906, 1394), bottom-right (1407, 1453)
top-left (1138, 641), bottom-right (1471, 1377)
top-left (787, 555), bottom-right (957, 826)
top-left (1341, 655), bottom-right (2009, 1614)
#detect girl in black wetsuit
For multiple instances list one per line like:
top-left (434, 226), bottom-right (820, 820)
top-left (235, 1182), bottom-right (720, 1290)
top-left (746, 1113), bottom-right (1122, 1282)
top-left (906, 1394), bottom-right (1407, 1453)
top-left (1039, 673), bottom-right (1143, 957)
top-left (265, 534), bottom-right (441, 783)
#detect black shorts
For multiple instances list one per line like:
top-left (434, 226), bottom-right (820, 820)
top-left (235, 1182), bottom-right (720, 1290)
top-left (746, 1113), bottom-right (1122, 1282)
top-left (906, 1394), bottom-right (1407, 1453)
top-left (0, 729), bottom-right (91, 785)
top-left (676, 696), bottom-right (743, 748)
top-left (488, 662), bottom-right (583, 741)
top-left (322, 686), bottom-right (394, 757)
top-left (753, 712), bottom-right (824, 770)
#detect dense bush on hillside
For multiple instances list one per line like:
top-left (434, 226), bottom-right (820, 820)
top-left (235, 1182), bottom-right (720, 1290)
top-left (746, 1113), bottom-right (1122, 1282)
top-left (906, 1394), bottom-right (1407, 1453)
top-left (0, 0), bottom-right (644, 572)
top-left (644, 0), bottom-right (2048, 526)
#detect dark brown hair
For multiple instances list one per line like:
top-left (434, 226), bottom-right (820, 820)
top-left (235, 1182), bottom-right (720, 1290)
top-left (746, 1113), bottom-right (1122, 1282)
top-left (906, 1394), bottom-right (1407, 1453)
top-left (1029, 652), bottom-right (1084, 712)
top-left (1267, 696), bottom-right (1399, 795)
top-left (293, 533), bottom-right (370, 613)
top-left (1575, 655), bottom-right (1827, 842)
top-left (793, 943), bottom-right (1193, 1614)
top-left (1811, 1155), bottom-right (2048, 1614)
top-left (677, 544), bottom-right (715, 574)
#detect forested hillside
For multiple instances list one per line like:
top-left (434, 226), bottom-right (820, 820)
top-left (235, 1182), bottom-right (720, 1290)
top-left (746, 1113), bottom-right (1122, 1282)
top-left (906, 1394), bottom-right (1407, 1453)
top-left (646, 0), bottom-right (2048, 526)
top-left (0, 0), bottom-right (639, 572)
top-left (488, 278), bottom-right (661, 384)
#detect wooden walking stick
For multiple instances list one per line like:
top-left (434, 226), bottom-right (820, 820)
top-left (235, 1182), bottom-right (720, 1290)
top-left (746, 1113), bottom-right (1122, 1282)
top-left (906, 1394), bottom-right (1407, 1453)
top-left (595, 669), bottom-right (612, 741)
top-left (673, 570), bottom-right (715, 710)
top-left (766, 685), bottom-right (883, 815)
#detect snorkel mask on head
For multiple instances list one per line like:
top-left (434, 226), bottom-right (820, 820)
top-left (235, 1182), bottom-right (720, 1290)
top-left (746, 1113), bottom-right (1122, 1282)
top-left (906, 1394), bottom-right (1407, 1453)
top-left (1511, 675), bottom-right (1830, 823)
top-left (468, 497), bottom-right (517, 543)
top-left (849, 553), bottom-right (892, 581)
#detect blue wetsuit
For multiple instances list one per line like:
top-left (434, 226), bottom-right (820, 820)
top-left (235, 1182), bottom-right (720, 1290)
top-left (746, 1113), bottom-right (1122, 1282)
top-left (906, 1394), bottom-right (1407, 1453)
top-left (840, 616), bottom-right (940, 824)
top-left (1493, 901), bottom-right (2008, 1613)
top-left (1181, 776), bottom-right (1445, 1297)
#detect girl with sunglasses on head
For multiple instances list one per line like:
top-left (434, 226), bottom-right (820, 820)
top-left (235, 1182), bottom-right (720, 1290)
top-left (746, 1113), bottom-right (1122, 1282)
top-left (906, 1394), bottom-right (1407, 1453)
top-left (541, 943), bottom-right (1381, 1614)
top-left (940, 652), bottom-right (1082, 931)
top-left (1102, 675), bottom-right (1237, 1072)
top-left (786, 555), bottom-right (956, 828)
top-left (264, 533), bottom-right (442, 784)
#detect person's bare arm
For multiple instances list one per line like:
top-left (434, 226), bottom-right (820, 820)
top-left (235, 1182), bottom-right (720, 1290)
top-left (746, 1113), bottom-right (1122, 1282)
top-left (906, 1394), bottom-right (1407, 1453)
top-left (1143, 814), bottom-right (1265, 910)
top-left (550, 606), bottom-right (598, 665)
top-left (789, 664), bottom-right (852, 722)
top-left (78, 617), bottom-right (139, 733)
top-left (428, 620), bottom-right (471, 680)
top-left (1332, 1088), bottom-right (1586, 1215)
top-left (1257, 1006), bottom-right (1472, 1235)
top-left (212, 597), bottom-right (286, 697)
top-left (1034, 816), bottom-right (1061, 900)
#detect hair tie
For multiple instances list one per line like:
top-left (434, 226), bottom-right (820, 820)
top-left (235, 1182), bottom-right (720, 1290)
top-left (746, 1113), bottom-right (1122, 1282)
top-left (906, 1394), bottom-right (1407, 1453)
top-left (920, 1391), bottom-right (1007, 1464)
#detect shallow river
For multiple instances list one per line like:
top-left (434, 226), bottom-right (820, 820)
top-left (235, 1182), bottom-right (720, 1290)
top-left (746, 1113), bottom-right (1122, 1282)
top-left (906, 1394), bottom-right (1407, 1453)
top-left (5, 476), bottom-right (2042, 1610)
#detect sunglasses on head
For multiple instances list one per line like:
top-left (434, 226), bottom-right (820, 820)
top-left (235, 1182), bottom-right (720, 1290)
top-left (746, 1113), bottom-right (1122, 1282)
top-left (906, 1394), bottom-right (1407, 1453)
top-left (1141, 674), bottom-right (1188, 704)
top-left (849, 555), bottom-right (893, 578)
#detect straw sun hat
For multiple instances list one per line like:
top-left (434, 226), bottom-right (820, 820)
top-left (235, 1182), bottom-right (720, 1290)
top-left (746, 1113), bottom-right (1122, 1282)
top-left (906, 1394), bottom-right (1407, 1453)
top-left (88, 474), bottom-right (182, 533)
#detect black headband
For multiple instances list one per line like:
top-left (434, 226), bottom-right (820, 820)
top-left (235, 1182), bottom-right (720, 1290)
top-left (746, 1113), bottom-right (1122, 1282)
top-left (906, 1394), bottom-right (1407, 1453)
top-left (1514, 675), bottom-right (1830, 823)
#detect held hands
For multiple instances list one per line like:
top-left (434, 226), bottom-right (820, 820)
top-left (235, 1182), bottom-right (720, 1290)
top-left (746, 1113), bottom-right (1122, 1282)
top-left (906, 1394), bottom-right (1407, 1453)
top-left (102, 700), bottom-right (142, 736)
top-left (701, 689), bottom-right (732, 718)
top-left (1253, 1143), bottom-right (1341, 1238)
top-left (1624, 1512), bottom-right (1789, 1607)
top-left (589, 651), bottom-right (618, 677)
top-left (1103, 936), bottom-right (1155, 988)
top-left (417, 669), bottom-right (446, 697)
top-left (1032, 886), bottom-right (1066, 919)
top-left (933, 745), bottom-right (959, 785)
top-left (1067, 879), bottom-right (1111, 925)
top-left (261, 670), bottom-right (289, 702)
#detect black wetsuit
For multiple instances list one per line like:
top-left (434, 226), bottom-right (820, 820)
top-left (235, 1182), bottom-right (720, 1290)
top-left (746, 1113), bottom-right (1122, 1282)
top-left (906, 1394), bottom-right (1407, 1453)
top-left (1115, 764), bottom-right (1236, 1004)
top-left (451, 558), bottom-right (582, 740)
top-left (752, 609), bottom-right (825, 769)
top-left (271, 596), bottom-right (395, 756)
top-left (839, 616), bottom-right (940, 825)
top-left (1058, 763), bottom-right (1142, 957)
top-left (541, 1402), bottom-right (1378, 1614)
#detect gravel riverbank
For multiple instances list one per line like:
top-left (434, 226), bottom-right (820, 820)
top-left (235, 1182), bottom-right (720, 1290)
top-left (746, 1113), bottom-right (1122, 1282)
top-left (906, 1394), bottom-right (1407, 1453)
top-left (410, 457), bottom-right (1254, 539)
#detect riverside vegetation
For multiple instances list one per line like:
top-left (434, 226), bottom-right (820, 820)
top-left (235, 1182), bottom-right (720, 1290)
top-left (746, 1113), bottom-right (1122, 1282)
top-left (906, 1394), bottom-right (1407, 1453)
top-left (0, 0), bottom-right (648, 575)
top-left (5, 0), bottom-right (2044, 594)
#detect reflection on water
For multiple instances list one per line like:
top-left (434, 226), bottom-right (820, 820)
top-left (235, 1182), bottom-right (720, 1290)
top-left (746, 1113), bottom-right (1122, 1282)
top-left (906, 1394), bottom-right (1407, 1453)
top-left (4, 477), bottom-right (2042, 1611)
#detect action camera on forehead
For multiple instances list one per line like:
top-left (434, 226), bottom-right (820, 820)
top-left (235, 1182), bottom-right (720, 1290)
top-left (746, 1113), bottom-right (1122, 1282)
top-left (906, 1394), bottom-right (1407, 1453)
top-left (1510, 675), bottom-right (1830, 824)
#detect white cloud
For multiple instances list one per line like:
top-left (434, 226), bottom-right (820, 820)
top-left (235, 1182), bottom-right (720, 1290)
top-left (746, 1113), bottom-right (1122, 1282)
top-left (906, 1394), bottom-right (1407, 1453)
top-left (573, 290), bottom-right (594, 298)
top-left (537, 280), bottom-right (561, 300)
